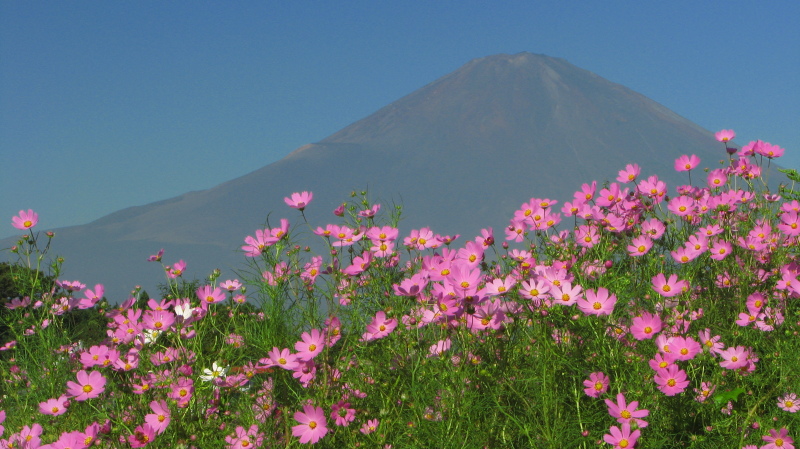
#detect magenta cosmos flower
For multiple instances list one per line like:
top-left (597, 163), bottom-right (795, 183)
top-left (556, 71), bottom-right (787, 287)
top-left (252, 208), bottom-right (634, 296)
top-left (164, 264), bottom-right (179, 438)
top-left (362, 310), bottom-right (398, 341)
top-left (629, 311), bottom-right (662, 340)
top-left (285, 191), bottom-right (313, 211)
top-left (66, 370), bottom-right (106, 401)
top-left (605, 392), bottom-right (649, 428)
top-left (762, 428), bottom-right (794, 449)
top-left (653, 364), bottom-right (690, 396)
top-left (11, 209), bottom-right (38, 230)
top-left (603, 421), bottom-right (640, 449)
top-left (292, 404), bottom-right (329, 444)
top-left (583, 372), bottom-right (610, 398)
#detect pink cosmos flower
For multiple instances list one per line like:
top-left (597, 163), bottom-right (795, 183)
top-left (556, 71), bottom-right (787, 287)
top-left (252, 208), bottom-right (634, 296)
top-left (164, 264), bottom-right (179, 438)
top-left (147, 248), bottom-right (164, 262)
top-left (46, 431), bottom-right (90, 449)
top-left (66, 370), bottom-right (106, 401)
top-left (603, 421), bottom-right (640, 449)
top-left (284, 191), bottom-right (313, 211)
top-left (605, 392), bottom-right (649, 428)
top-left (551, 281), bottom-right (583, 306)
top-left (583, 372), bottom-right (610, 398)
top-left (718, 345), bottom-right (750, 370)
top-left (295, 329), bottom-right (325, 361)
top-left (358, 203), bottom-right (381, 218)
top-left (649, 352), bottom-right (676, 372)
top-left (242, 229), bottom-right (271, 256)
top-left (707, 168), bottom-right (727, 188)
top-left (694, 382), bottom-right (716, 403)
top-left (292, 404), bottom-right (329, 444)
top-left (762, 428), bottom-right (794, 449)
top-left (165, 259), bottom-right (187, 278)
top-left (39, 395), bottom-right (70, 416)
top-left (627, 235), bottom-right (653, 256)
top-left (220, 279), bottom-right (242, 291)
top-left (577, 287), bottom-right (617, 316)
top-left (651, 273), bottom-right (688, 298)
top-left (263, 347), bottom-right (300, 371)
top-left (428, 338), bottom-right (452, 357)
top-left (630, 311), bottom-right (662, 340)
top-left (142, 310), bottom-right (176, 332)
top-left (617, 163), bottom-right (641, 183)
top-left (360, 419), bottom-right (379, 435)
top-left (196, 285), bottom-right (225, 305)
top-left (715, 129), bottom-right (735, 142)
top-left (698, 328), bottom-right (724, 356)
top-left (129, 423), bottom-right (156, 448)
top-left (668, 336), bottom-right (701, 362)
top-left (674, 154), bottom-right (700, 172)
top-left (324, 316), bottom-right (342, 346)
top-left (654, 364), bottom-right (690, 396)
top-left (330, 401), bottom-right (356, 426)
top-left (778, 212), bottom-right (800, 237)
top-left (12, 209), bottom-right (38, 230)
top-left (225, 425), bottom-right (264, 449)
top-left (755, 141), bottom-right (785, 159)
top-left (709, 239), bottom-right (732, 260)
top-left (777, 393), bottom-right (800, 413)
top-left (144, 400), bottom-right (171, 434)
top-left (362, 311), bottom-right (398, 341)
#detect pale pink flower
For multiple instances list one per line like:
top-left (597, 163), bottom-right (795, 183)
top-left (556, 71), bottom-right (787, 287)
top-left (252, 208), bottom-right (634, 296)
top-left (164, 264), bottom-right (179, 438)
top-left (577, 287), bottom-right (617, 316)
top-left (66, 370), bottom-right (106, 401)
top-left (777, 393), bottom-right (800, 413)
top-left (714, 129), bottom-right (735, 142)
top-left (145, 400), bottom-right (171, 434)
top-left (284, 191), bottom-right (313, 211)
top-left (39, 395), bottom-right (70, 416)
top-left (360, 419), bottom-right (379, 435)
top-left (11, 209), bottom-right (38, 230)
top-left (295, 329), bottom-right (325, 361)
top-left (292, 405), bottom-right (328, 444)
top-left (674, 154), bottom-right (700, 172)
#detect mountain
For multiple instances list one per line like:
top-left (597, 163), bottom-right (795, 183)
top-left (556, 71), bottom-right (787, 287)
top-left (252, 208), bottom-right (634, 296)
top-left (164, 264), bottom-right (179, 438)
top-left (1, 52), bottom-right (758, 301)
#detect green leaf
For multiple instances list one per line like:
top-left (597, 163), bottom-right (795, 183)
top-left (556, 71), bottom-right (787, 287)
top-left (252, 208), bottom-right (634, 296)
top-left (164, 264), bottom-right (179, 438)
top-left (711, 387), bottom-right (746, 406)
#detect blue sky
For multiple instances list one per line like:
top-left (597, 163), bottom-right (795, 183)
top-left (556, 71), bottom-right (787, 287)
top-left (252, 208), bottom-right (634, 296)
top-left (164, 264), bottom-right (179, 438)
top-left (2, 1), bottom-right (799, 238)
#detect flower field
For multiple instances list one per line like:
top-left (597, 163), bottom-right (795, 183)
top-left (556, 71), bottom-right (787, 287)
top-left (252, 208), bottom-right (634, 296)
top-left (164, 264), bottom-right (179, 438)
top-left (1, 131), bottom-right (799, 448)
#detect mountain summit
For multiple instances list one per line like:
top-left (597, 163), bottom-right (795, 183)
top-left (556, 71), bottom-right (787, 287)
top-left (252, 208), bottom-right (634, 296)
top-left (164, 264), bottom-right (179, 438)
top-left (3, 52), bottom-right (743, 300)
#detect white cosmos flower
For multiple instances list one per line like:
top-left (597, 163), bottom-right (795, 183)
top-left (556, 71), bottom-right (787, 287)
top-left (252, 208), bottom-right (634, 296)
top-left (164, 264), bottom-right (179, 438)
top-left (200, 362), bottom-right (228, 382)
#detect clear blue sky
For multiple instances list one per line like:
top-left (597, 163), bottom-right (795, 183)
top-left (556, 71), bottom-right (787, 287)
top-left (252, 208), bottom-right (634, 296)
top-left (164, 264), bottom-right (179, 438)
top-left (2, 1), bottom-right (799, 238)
